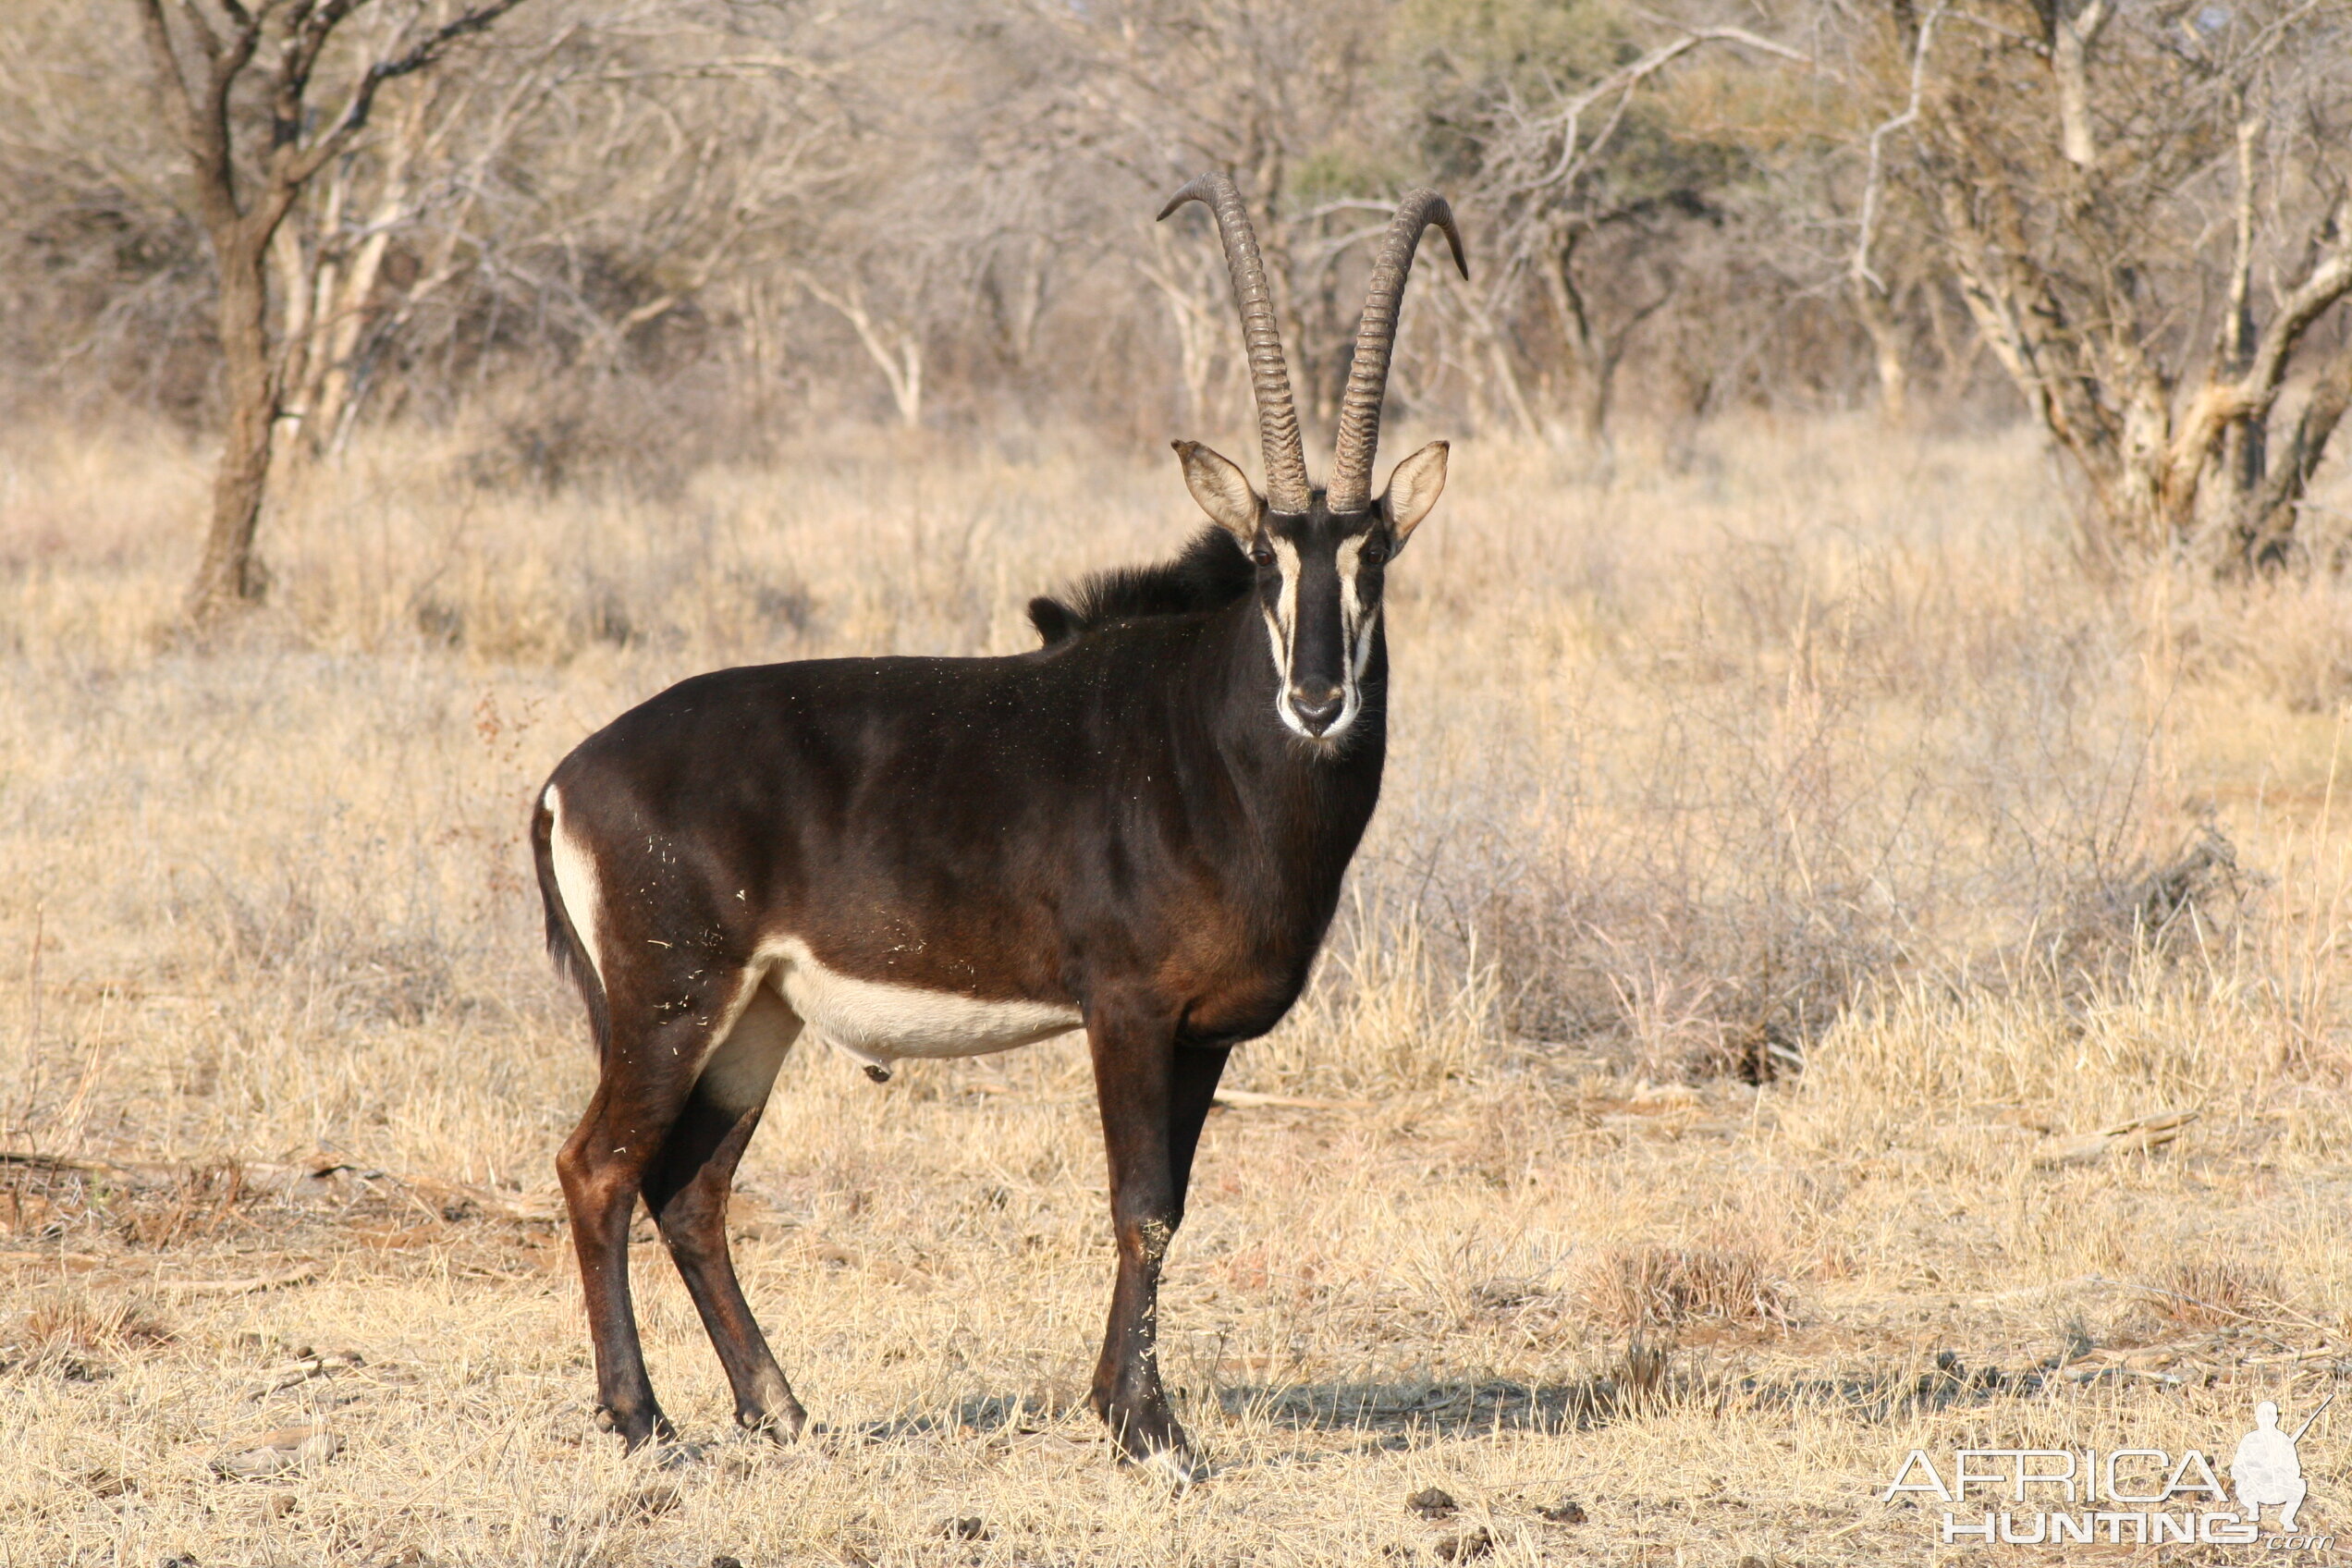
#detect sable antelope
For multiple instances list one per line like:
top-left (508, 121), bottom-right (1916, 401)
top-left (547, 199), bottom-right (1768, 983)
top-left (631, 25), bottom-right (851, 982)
top-left (532, 172), bottom-right (1464, 1482)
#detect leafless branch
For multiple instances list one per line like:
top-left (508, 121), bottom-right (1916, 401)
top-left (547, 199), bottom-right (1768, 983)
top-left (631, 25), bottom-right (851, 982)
top-left (1855, 1), bottom-right (1946, 294)
top-left (288, 0), bottom-right (531, 189)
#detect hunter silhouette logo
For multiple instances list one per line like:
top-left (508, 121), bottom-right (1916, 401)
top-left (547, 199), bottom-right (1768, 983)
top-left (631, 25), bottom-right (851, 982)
top-left (1881, 1394), bottom-right (2334, 1548)
top-left (2235, 1396), bottom-right (2329, 1533)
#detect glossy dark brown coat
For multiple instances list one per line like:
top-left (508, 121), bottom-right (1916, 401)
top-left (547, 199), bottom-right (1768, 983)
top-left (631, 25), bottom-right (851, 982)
top-left (531, 173), bottom-right (1461, 1482)
top-left (533, 522), bottom-right (1390, 1476)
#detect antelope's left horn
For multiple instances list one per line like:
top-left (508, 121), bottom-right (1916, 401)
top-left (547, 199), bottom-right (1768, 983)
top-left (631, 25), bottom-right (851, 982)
top-left (1324, 190), bottom-right (1467, 517)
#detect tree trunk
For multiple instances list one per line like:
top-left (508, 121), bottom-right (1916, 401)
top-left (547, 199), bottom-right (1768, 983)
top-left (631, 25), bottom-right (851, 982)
top-left (802, 276), bottom-right (925, 430)
top-left (1852, 276), bottom-right (1909, 422)
top-left (136, 0), bottom-right (532, 627)
top-left (280, 135), bottom-right (410, 466)
top-left (1537, 242), bottom-right (1605, 440)
top-left (2239, 334), bottom-right (2352, 565)
top-left (305, 214), bottom-right (396, 455)
top-left (1465, 295), bottom-right (1541, 441)
top-left (188, 237), bottom-right (277, 622)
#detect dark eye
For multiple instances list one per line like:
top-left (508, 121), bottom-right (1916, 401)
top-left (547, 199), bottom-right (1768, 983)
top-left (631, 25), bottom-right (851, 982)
top-left (1250, 541), bottom-right (1275, 568)
top-left (1360, 540), bottom-right (1390, 565)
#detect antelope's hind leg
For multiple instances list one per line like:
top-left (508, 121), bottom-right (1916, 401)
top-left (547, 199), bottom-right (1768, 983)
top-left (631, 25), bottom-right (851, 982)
top-left (557, 965), bottom-right (760, 1452)
top-left (644, 981), bottom-right (807, 1441)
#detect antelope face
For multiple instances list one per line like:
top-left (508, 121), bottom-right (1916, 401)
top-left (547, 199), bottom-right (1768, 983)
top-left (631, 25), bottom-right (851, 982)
top-left (1175, 438), bottom-right (1449, 742)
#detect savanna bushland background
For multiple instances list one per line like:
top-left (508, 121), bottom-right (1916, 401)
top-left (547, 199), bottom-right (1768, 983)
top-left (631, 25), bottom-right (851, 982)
top-left (3, 0), bottom-right (2352, 1562)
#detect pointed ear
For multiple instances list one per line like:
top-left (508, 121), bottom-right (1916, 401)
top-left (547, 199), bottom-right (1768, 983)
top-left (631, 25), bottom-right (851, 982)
top-left (1379, 440), bottom-right (1448, 545)
top-left (1027, 595), bottom-right (1077, 646)
top-left (1173, 440), bottom-right (1263, 544)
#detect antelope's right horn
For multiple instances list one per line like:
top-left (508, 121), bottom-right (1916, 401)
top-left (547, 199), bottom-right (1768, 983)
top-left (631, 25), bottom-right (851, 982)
top-left (1158, 172), bottom-right (1312, 516)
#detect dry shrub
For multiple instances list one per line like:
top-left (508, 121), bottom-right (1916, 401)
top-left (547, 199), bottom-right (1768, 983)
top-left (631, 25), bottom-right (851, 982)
top-left (2041, 827), bottom-right (2259, 989)
top-left (6, 1291), bottom-right (173, 1377)
top-left (120, 1162), bottom-right (251, 1249)
top-left (1471, 872), bottom-right (1885, 1083)
top-left (1357, 428), bottom-right (2177, 1083)
top-left (2160, 562), bottom-right (2352, 715)
top-left (2148, 1259), bottom-right (2286, 1329)
top-left (1579, 1243), bottom-right (1795, 1334)
top-left (1788, 962), bottom-right (2256, 1148)
top-left (184, 866), bottom-right (463, 1030)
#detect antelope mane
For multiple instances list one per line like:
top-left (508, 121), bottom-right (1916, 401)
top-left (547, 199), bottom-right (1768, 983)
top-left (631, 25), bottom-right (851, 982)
top-left (1027, 527), bottom-right (1255, 646)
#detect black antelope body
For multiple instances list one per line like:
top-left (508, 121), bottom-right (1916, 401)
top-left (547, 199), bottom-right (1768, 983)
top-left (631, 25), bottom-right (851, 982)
top-left (533, 173), bottom-right (1465, 1481)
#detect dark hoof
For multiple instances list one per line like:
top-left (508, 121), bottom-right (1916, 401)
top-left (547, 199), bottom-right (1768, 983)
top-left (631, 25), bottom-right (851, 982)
top-left (1127, 1443), bottom-right (1207, 1489)
top-left (599, 1403), bottom-right (678, 1454)
top-left (1096, 1390), bottom-right (1200, 1486)
top-left (736, 1405), bottom-right (807, 1446)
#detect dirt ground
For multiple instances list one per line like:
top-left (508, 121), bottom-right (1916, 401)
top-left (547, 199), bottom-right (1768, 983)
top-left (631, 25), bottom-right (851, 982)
top-left (3, 418), bottom-right (2349, 1564)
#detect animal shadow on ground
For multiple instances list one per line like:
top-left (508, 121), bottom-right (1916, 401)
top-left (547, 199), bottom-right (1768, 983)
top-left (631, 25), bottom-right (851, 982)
top-left (838, 1349), bottom-right (2067, 1452)
top-left (838, 1377), bottom-right (1636, 1449)
top-left (1222, 1347), bottom-right (2046, 1439)
top-left (844, 1351), bottom-right (1650, 1448)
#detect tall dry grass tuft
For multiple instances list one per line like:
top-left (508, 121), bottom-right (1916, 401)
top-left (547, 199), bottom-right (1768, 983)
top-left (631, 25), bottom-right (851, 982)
top-left (1578, 1243), bottom-right (1796, 1334)
top-left (5, 1290), bottom-right (174, 1378)
top-left (1251, 903), bottom-right (1500, 1094)
top-left (2146, 1259), bottom-right (2289, 1329)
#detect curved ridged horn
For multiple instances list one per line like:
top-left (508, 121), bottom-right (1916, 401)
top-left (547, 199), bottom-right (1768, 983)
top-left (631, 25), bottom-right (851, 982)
top-left (1325, 190), bottom-right (1469, 516)
top-left (1158, 172), bottom-right (1312, 515)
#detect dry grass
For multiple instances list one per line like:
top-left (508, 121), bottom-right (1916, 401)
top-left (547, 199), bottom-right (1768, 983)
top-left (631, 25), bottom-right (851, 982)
top-left (2148, 1260), bottom-right (2293, 1331)
top-left (2, 412), bottom-right (2350, 1563)
top-left (1579, 1245), bottom-right (1795, 1336)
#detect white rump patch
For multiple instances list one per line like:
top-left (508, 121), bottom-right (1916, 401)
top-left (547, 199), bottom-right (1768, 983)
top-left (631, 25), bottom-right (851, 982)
top-left (544, 783), bottom-right (606, 986)
top-left (758, 936), bottom-right (1082, 1072)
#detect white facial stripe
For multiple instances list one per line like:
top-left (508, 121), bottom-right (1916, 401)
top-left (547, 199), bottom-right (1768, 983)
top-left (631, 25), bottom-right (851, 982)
top-left (1271, 536), bottom-right (1302, 653)
top-left (1320, 533), bottom-right (1378, 741)
top-left (544, 783), bottom-right (607, 986)
top-left (1327, 534), bottom-right (1365, 740)
top-left (1335, 534), bottom-right (1374, 679)
top-left (1264, 535), bottom-right (1313, 737)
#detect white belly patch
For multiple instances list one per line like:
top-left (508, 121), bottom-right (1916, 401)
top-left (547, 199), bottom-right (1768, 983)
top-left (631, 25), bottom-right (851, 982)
top-left (758, 937), bottom-right (1082, 1070)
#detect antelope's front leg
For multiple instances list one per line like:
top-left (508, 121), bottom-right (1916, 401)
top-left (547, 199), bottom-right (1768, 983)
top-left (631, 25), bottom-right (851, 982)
top-left (1085, 1000), bottom-right (1228, 1485)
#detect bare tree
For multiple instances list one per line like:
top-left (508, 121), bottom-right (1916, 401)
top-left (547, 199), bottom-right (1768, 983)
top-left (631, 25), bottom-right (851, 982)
top-left (1866, 0), bottom-right (2352, 559)
top-left (1024, 0), bottom-right (1390, 421)
top-left (35, 0), bottom-right (2303, 472)
top-left (1447, 20), bottom-right (1808, 440)
top-left (799, 271), bottom-right (926, 429)
top-left (135, 0), bottom-right (527, 624)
